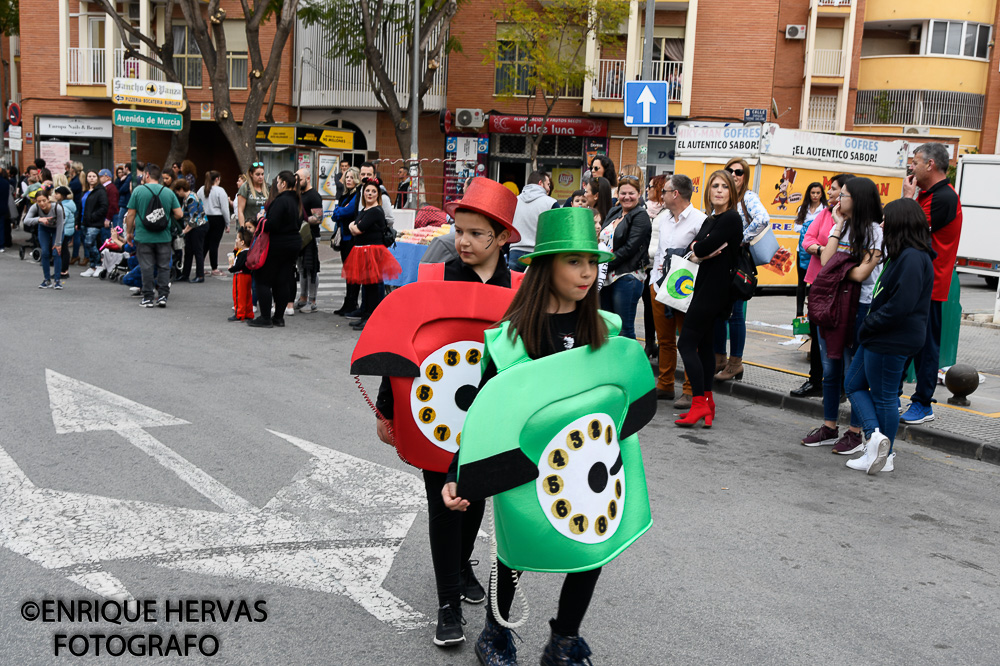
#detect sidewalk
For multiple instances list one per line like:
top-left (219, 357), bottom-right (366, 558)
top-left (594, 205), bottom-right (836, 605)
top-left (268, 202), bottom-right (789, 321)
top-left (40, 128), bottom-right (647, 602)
top-left (652, 282), bottom-right (1000, 465)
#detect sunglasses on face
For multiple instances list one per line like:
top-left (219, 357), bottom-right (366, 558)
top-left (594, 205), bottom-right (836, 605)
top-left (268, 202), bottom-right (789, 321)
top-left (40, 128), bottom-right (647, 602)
top-left (661, 188), bottom-right (676, 195)
top-left (726, 168), bottom-right (745, 177)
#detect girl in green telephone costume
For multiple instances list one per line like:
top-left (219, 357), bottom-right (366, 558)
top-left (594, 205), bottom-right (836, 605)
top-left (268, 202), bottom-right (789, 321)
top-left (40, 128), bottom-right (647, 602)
top-left (443, 206), bottom-right (657, 666)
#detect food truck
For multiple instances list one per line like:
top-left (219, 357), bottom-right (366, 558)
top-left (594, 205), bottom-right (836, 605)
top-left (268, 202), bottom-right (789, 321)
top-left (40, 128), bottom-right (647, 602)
top-left (674, 123), bottom-right (909, 287)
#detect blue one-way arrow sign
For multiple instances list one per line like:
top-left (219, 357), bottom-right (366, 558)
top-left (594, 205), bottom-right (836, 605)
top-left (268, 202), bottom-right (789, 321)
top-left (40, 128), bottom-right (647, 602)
top-left (624, 80), bottom-right (668, 128)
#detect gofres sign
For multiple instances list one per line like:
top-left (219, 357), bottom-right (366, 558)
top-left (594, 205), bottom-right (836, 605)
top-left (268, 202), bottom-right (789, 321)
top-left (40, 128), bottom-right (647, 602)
top-left (488, 114), bottom-right (608, 137)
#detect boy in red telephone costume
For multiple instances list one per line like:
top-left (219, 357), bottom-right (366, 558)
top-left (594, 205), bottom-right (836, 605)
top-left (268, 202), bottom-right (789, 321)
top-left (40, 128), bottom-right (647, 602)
top-left (351, 177), bottom-right (521, 649)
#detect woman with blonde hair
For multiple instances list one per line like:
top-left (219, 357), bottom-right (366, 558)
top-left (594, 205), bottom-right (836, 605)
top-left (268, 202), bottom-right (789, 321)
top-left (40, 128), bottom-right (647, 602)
top-left (237, 161), bottom-right (269, 228)
top-left (713, 157), bottom-right (770, 382)
top-left (674, 170), bottom-right (743, 427)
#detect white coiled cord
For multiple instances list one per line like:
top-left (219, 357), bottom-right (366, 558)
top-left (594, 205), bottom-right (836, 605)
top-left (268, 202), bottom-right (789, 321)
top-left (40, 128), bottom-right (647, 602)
top-left (487, 498), bottom-right (529, 629)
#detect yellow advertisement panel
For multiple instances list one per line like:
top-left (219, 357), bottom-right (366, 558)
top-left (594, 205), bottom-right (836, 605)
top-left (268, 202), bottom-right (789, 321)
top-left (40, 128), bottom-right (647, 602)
top-left (550, 168), bottom-right (582, 201)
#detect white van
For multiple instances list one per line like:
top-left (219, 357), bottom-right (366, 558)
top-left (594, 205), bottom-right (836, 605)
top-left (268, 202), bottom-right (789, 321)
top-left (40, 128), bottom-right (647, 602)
top-left (955, 154), bottom-right (1000, 290)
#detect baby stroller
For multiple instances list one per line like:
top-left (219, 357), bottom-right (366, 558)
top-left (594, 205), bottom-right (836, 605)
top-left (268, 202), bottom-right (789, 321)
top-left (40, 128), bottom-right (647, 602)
top-left (18, 214), bottom-right (41, 262)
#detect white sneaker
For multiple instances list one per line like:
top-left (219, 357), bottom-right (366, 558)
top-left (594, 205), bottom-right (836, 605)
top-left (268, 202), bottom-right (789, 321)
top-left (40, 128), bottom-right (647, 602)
top-left (845, 429), bottom-right (890, 474)
top-left (129, 286), bottom-right (141, 295)
top-left (92, 268), bottom-right (104, 278)
top-left (80, 267), bottom-right (96, 277)
top-left (285, 304), bottom-right (295, 316)
top-left (883, 452), bottom-right (895, 472)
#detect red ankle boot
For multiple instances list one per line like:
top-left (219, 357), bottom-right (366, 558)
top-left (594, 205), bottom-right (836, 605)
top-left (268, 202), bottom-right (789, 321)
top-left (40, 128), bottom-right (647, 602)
top-left (706, 392), bottom-right (716, 421)
top-left (674, 396), bottom-right (712, 428)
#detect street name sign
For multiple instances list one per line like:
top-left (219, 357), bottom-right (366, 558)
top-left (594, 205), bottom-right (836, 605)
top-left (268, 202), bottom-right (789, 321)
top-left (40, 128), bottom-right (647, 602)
top-left (113, 109), bottom-right (183, 131)
top-left (112, 77), bottom-right (184, 110)
top-left (744, 108), bottom-right (768, 123)
top-left (624, 80), bottom-right (669, 128)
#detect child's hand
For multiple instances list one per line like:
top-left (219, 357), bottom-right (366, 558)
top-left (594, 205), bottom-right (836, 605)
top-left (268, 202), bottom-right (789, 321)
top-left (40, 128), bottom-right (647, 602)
top-left (376, 419), bottom-right (393, 444)
top-left (442, 482), bottom-right (469, 512)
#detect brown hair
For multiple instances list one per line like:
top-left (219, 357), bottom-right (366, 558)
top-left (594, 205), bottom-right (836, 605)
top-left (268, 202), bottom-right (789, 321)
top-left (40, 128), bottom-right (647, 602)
top-left (704, 170), bottom-right (739, 214)
top-left (500, 254), bottom-right (607, 359)
top-left (172, 179), bottom-right (190, 195)
top-left (724, 157), bottom-right (750, 204)
top-left (181, 159), bottom-right (197, 178)
top-left (647, 174), bottom-right (667, 205)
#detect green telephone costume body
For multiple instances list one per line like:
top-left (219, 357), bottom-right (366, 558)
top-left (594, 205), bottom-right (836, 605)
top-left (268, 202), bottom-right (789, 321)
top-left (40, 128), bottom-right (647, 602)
top-left (457, 311), bottom-right (656, 574)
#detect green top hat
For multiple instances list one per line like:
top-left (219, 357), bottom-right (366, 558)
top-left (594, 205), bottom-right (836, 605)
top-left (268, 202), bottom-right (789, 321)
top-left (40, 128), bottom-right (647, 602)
top-left (518, 207), bottom-right (615, 266)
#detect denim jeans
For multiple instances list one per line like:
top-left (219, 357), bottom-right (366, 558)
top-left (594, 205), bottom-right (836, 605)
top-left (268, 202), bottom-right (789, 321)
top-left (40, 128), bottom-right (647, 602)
top-left (817, 302), bottom-right (870, 426)
top-left (713, 300), bottom-right (747, 357)
top-left (507, 249), bottom-right (529, 273)
top-left (83, 227), bottom-right (102, 268)
top-left (599, 275), bottom-right (643, 339)
top-left (846, 344), bottom-right (907, 453)
top-left (72, 227), bottom-right (84, 259)
top-left (37, 225), bottom-right (62, 281)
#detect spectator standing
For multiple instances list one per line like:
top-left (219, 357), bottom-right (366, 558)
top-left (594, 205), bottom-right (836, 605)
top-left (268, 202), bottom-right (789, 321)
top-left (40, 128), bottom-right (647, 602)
top-left (198, 170), bottom-right (230, 276)
top-left (598, 174), bottom-right (651, 339)
top-left (68, 162), bottom-right (83, 203)
top-left (115, 164), bottom-right (132, 228)
top-left (395, 165), bottom-right (411, 209)
top-left (343, 177), bottom-right (401, 330)
top-left (335, 159), bottom-right (349, 200)
top-left (237, 162), bottom-right (268, 228)
top-left (249, 171), bottom-right (303, 328)
top-left (649, 174), bottom-right (707, 408)
top-left (126, 163), bottom-right (183, 308)
top-left (161, 170), bottom-right (175, 189)
top-left (295, 168), bottom-right (324, 313)
top-left (642, 174), bottom-right (668, 359)
top-left (181, 160), bottom-right (198, 190)
top-left (590, 155), bottom-right (618, 198)
top-left (586, 176), bottom-right (613, 228)
top-left (899, 143), bottom-right (963, 425)
top-left (788, 182), bottom-right (827, 398)
top-left (845, 198), bottom-right (934, 475)
top-left (79, 171), bottom-right (109, 277)
top-left (53, 186), bottom-right (76, 280)
top-left (99, 169), bottom-right (119, 242)
top-left (359, 162), bottom-right (395, 228)
top-left (508, 170), bottom-right (558, 271)
top-left (713, 157), bottom-right (771, 383)
top-left (174, 179), bottom-right (209, 283)
top-left (332, 167), bottom-right (362, 316)
top-left (26, 190), bottom-right (65, 289)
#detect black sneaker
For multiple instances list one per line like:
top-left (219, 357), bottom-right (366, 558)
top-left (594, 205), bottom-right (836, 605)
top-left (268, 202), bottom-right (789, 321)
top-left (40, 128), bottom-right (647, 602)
top-left (460, 560), bottom-right (486, 604)
top-left (247, 317), bottom-right (273, 328)
top-left (139, 298), bottom-right (155, 308)
top-left (156, 295), bottom-right (168, 308)
top-left (790, 380), bottom-right (822, 398)
top-left (345, 309), bottom-right (364, 320)
top-left (433, 603), bottom-right (465, 647)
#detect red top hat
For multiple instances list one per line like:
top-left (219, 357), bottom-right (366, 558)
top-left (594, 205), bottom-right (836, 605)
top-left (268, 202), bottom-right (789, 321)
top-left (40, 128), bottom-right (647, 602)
top-left (443, 177), bottom-right (520, 244)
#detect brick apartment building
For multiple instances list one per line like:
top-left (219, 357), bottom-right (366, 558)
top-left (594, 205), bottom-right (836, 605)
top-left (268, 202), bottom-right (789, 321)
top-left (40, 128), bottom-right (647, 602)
top-left (5, 0), bottom-right (1000, 201)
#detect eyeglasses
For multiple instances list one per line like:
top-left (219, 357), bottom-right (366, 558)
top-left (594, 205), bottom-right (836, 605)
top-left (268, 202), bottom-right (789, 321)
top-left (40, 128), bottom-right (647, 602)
top-left (839, 192), bottom-right (852, 198)
top-left (726, 168), bottom-right (745, 177)
top-left (661, 188), bottom-right (676, 195)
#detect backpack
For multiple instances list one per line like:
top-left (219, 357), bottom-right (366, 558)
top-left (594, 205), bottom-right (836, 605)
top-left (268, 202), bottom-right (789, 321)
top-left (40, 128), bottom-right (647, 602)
top-left (382, 220), bottom-right (397, 248)
top-left (730, 246), bottom-right (757, 302)
top-left (141, 184), bottom-right (169, 232)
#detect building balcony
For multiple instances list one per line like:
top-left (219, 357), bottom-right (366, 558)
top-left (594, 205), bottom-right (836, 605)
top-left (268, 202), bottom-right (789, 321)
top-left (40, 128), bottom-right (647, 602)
top-left (806, 94), bottom-right (838, 131)
top-left (812, 49), bottom-right (844, 78)
top-left (591, 59), bottom-right (683, 102)
top-left (68, 47), bottom-right (107, 86)
top-left (295, 23), bottom-right (446, 111)
top-left (854, 89), bottom-right (984, 131)
top-left (864, 0), bottom-right (993, 25)
top-left (817, 0), bottom-right (852, 16)
top-left (114, 48), bottom-right (166, 82)
top-left (858, 55), bottom-right (988, 95)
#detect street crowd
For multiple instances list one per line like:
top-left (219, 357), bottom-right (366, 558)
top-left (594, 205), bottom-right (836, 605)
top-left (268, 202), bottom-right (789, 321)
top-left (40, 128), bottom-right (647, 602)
top-left (0, 142), bottom-right (962, 665)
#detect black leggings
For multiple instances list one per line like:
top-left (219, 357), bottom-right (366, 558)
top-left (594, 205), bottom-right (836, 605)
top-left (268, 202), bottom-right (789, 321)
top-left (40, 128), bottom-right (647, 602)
top-left (488, 562), bottom-right (601, 637)
top-left (423, 470), bottom-right (485, 607)
top-left (204, 214), bottom-right (227, 270)
top-left (677, 320), bottom-right (716, 396)
top-left (641, 271), bottom-right (655, 349)
top-left (795, 262), bottom-right (808, 318)
top-left (339, 243), bottom-right (360, 311)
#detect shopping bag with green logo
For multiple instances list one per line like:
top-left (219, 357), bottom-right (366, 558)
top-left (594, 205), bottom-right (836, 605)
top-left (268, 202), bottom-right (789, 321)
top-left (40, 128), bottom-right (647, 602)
top-left (654, 253), bottom-right (698, 313)
top-left (792, 316), bottom-right (810, 336)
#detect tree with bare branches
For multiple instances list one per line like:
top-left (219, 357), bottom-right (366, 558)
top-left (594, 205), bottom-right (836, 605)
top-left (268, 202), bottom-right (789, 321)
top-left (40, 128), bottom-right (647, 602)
top-left (298, 0), bottom-right (463, 162)
top-left (485, 0), bottom-right (630, 169)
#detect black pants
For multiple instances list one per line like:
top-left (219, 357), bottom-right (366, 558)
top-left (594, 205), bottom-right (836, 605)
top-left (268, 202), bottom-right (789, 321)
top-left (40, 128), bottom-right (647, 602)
top-left (677, 320), bottom-right (716, 396)
top-left (339, 243), bottom-right (360, 311)
top-left (641, 271), bottom-right (655, 351)
top-left (423, 470), bottom-right (485, 607)
top-left (204, 214), bottom-right (227, 271)
top-left (795, 263), bottom-right (808, 318)
top-left (361, 283), bottom-right (384, 320)
top-left (60, 237), bottom-right (72, 276)
top-left (256, 249), bottom-right (298, 322)
top-left (807, 318), bottom-right (822, 384)
top-left (181, 224), bottom-right (208, 279)
top-left (488, 561), bottom-right (601, 637)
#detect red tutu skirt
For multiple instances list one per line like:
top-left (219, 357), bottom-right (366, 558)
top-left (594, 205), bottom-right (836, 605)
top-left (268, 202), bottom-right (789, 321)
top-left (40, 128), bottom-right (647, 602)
top-left (342, 244), bottom-right (402, 284)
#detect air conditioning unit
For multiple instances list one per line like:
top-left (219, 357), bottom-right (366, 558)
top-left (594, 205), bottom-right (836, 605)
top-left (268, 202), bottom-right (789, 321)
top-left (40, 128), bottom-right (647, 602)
top-left (786, 25), bottom-right (807, 40)
top-left (903, 125), bottom-right (931, 135)
top-left (455, 108), bottom-right (484, 129)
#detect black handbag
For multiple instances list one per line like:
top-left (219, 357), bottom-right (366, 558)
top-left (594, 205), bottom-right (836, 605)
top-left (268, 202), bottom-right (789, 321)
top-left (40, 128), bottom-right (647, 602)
top-left (731, 246), bottom-right (757, 302)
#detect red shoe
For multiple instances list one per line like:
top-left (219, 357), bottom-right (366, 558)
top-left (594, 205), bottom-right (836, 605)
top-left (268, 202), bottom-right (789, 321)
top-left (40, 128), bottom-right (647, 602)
top-left (706, 391), bottom-right (716, 420)
top-left (675, 396), bottom-right (712, 428)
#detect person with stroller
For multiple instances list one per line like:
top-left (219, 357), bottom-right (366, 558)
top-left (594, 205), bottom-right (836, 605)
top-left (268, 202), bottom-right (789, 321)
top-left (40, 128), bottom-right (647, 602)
top-left (25, 190), bottom-right (66, 289)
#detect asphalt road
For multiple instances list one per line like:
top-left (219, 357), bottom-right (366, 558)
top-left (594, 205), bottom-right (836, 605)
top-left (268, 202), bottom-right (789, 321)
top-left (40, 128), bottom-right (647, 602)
top-left (2, 250), bottom-right (1000, 666)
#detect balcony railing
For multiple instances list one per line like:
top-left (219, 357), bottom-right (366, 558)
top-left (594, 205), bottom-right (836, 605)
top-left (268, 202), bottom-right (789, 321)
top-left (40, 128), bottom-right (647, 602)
top-left (818, 0), bottom-right (851, 6)
top-left (296, 23), bottom-right (447, 110)
top-left (114, 48), bottom-right (166, 82)
top-left (807, 95), bottom-right (838, 131)
top-left (854, 89), bottom-right (985, 130)
top-left (592, 59), bottom-right (683, 102)
top-left (813, 49), bottom-right (844, 77)
top-left (68, 47), bottom-right (106, 85)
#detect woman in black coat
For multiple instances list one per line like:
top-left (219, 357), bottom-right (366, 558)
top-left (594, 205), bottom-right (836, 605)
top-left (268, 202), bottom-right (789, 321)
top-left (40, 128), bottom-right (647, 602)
top-left (675, 170), bottom-right (744, 428)
top-left (598, 174), bottom-right (651, 339)
top-left (249, 171), bottom-right (302, 328)
top-left (80, 171), bottom-right (109, 275)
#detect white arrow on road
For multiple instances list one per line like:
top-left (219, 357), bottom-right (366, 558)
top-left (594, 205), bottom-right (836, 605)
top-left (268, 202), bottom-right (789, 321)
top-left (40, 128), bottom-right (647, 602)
top-left (46, 369), bottom-right (253, 513)
top-left (636, 85), bottom-right (658, 124)
top-left (2, 372), bottom-right (430, 630)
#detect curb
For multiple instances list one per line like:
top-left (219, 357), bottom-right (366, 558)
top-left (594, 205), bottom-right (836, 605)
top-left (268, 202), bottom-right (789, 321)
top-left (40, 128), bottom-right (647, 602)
top-left (705, 374), bottom-right (1000, 466)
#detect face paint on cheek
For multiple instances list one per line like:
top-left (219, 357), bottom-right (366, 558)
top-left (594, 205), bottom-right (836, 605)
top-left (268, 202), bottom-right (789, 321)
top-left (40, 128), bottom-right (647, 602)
top-left (483, 231), bottom-right (495, 250)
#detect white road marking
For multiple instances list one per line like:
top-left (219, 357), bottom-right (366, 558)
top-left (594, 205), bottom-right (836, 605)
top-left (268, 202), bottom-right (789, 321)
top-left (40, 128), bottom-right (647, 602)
top-left (1, 374), bottom-right (430, 630)
top-left (45, 370), bottom-right (253, 513)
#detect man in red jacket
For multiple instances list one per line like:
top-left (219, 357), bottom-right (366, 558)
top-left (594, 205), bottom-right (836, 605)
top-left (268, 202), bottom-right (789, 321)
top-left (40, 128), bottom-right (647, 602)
top-left (899, 143), bottom-right (962, 425)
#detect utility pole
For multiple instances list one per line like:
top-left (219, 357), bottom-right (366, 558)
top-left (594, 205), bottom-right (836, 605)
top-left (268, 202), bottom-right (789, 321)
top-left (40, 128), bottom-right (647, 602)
top-left (408, 0), bottom-right (420, 208)
top-left (636, 0), bottom-right (656, 176)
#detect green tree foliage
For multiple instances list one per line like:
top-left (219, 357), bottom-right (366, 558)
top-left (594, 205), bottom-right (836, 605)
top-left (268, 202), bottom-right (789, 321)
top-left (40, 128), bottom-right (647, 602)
top-left (0, 0), bottom-right (18, 37)
top-left (485, 0), bottom-right (630, 167)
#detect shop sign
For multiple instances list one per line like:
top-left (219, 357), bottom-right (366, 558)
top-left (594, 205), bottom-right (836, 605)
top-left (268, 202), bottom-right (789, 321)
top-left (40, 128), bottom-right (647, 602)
top-left (112, 78), bottom-right (184, 110)
top-left (255, 125), bottom-right (354, 150)
top-left (676, 124), bottom-right (761, 157)
top-left (488, 114), bottom-right (607, 137)
top-left (37, 117), bottom-right (113, 139)
top-left (761, 125), bottom-right (908, 170)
